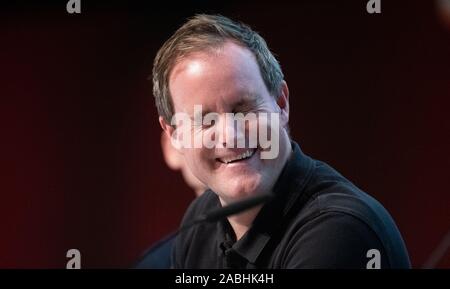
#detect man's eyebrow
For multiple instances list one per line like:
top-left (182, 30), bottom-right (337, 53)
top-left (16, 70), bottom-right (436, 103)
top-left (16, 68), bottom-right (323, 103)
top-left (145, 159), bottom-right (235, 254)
top-left (233, 93), bottom-right (260, 110)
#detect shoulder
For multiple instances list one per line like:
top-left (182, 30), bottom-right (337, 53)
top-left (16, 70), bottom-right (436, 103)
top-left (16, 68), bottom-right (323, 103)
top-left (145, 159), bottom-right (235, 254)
top-left (134, 233), bottom-right (176, 269)
top-left (282, 210), bottom-right (389, 268)
top-left (286, 159), bottom-right (410, 268)
top-left (303, 160), bottom-right (398, 233)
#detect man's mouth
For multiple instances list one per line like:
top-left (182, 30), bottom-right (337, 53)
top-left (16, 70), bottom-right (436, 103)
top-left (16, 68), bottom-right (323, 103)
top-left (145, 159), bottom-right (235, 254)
top-left (217, 149), bottom-right (256, 164)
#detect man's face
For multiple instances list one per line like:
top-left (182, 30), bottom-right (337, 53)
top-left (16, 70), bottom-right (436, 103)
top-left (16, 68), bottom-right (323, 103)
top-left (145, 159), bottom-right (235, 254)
top-left (162, 41), bottom-right (290, 204)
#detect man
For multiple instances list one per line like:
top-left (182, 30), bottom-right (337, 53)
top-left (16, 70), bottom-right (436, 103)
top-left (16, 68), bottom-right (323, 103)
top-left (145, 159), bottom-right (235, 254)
top-left (134, 132), bottom-right (206, 268)
top-left (153, 14), bottom-right (410, 268)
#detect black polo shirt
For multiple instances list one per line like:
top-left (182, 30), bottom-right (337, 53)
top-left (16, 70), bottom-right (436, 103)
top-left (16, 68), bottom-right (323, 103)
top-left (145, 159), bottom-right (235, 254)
top-left (172, 141), bottom-right (411, 269)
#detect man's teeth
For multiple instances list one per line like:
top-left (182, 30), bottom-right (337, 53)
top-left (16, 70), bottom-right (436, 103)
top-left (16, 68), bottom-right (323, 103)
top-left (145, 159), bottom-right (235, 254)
top-left (221, 150), bottom-right (254, 164)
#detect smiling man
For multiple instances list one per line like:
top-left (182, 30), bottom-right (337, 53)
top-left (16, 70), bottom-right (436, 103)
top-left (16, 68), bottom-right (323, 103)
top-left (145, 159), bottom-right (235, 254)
top-left (153, 14), bottom-right (411, 269)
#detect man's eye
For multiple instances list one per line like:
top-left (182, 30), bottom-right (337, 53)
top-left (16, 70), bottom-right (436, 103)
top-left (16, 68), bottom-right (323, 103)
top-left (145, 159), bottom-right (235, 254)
top-left (192, 121), bottom-right (214, 129)
top-left (233, 109), bottom-right (249, 115)
top-left (202, 121), bottom-right (215, 128)
top-left (243, 111), bottom-right (257, 117)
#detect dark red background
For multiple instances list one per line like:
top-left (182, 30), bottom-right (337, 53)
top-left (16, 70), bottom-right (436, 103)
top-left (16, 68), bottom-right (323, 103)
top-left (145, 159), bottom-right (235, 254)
top-left (0, 0), bottom-right (449, 268)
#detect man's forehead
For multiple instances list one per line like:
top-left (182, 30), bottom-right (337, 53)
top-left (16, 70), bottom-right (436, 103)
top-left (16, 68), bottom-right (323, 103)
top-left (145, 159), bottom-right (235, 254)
top-left (169, 41), bottom-right (266, 115)
top-left (170, 53), bottom-right (210, 81)
top-left (170, 42), bottom-right (257, 79)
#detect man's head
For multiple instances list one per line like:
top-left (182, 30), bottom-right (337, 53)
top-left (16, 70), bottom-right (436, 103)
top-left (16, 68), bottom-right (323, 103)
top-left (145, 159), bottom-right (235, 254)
top-left (161, 131), bottom-right (207, 197)
top-left (153, 14), bottom-right (291, 205)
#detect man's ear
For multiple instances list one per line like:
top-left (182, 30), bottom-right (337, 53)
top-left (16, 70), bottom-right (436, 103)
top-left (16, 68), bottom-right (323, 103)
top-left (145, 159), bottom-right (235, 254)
top-left (276, 81), bottom-right (289, 128)
top-left (159, 116), bottom-right (180, 152)
top-left (160, 131), bottom-right (183, 170)
top-left (159, 116), bottom-right (173, 136)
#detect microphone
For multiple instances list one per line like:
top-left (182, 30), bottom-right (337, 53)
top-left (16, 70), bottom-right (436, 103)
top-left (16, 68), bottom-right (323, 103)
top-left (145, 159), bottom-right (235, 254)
top-left (176, 193), bottom-right (274, 234)
top-left (132, 192), bottom-right (273, 268)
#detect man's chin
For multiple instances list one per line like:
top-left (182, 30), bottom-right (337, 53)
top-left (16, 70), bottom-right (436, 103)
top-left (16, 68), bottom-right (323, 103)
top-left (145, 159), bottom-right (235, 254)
top-left (215, 183), bottom-right (262, 205)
